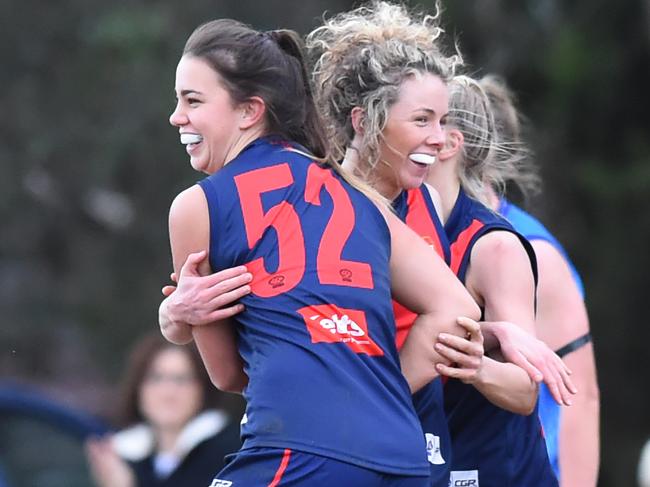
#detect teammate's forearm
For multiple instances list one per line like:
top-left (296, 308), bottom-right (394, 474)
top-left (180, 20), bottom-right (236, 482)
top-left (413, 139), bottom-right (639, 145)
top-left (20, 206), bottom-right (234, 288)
top-left (472, 356), bottom-right (538, 415)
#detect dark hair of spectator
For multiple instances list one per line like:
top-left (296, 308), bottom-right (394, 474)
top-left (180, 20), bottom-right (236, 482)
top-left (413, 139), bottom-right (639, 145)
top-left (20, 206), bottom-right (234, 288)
top-left (116, 333), bottom-right (222, 427)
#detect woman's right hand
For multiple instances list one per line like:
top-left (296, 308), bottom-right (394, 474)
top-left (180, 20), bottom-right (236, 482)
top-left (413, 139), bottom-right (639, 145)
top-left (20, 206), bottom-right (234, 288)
top-left (163, 250), bottom-right (252, 326)
top-left (84, 436), bottom-right (135, 487)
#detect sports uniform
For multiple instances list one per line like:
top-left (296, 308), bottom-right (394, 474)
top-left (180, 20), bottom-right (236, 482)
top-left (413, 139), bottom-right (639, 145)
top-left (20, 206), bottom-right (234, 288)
top-left (499, 198), bottom-right (587, 479)
top-left (393, 185), bottom-right (452, 487)
top-left (198, 136), bottom-right (429, 486)
top-left (443, 188), bottom-right (557, 487)
top-left (392, 185), bottom-right (451, 348)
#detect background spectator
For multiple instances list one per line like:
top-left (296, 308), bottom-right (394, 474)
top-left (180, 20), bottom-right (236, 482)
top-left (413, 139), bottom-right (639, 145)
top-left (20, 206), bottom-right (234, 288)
top-left (85, 333), bottom-right (241, 487)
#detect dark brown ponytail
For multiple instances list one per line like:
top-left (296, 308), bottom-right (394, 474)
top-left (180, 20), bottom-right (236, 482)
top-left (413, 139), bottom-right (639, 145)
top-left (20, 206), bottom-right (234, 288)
top-left (183, 20), bottom-right (328, 159)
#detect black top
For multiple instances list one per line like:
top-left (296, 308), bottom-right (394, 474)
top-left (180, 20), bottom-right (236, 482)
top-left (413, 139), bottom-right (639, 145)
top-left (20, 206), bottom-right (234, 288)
top-left (129, 419), bottom-right (241, 487)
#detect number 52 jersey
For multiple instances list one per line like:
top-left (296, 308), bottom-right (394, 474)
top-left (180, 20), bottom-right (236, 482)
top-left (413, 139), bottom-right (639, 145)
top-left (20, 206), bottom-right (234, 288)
top-left (198, 136), bottom-right (429, 477)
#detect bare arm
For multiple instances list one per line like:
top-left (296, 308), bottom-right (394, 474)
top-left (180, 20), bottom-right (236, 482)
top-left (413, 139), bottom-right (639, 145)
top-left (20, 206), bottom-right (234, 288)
top-left (463, 231), bottom-right (539, 415)
top-left (165, 185), bottom-right (248, 393)
top-left (384, 210), bottom-right (481, 393)
top-left (532, 241), bottom-right (600, 486)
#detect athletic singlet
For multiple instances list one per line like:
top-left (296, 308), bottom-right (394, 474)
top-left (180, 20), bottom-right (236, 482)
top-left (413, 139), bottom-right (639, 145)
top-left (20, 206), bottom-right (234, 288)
top-left (391, 185), bottom-right (451, 348)
top-left (198, 136), bottom-right (429, 476)
top-left (499, 198), bottom-right (585, 479)
top-left (443, 188), bottom-right (557, 487)
top-left (392, 186), bottom-right (452, 487)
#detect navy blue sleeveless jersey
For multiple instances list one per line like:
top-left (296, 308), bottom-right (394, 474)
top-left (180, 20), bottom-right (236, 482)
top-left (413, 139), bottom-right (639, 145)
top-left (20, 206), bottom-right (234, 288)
top-left (392, 186), bottom-right (450, 264)
top-left (392, 186), bottom-right (453, 487)
top-left (197, 136), bottom-right (429, 476)
top-left (500, 198), bottom-right (585, 479)
top-left (442, 189), bottom-right (557, 486)
top-left (391, 186), bottom-right (451, 348)
top-left (411, 380), bottom-right (451, 487)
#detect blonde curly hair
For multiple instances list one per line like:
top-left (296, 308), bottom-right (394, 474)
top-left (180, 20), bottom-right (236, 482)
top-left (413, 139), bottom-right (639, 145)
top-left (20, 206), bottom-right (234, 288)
top-left (306, 0), bottom-right (462, 186)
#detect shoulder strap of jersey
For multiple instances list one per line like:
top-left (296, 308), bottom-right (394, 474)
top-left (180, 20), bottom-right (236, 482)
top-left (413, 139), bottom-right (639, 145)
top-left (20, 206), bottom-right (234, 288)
top-left (449, 219), bottom-right (486, 281)
top-left (449, 219), bottom-right (539, 287)
top-left (405, 186), bottom-right (450, 263)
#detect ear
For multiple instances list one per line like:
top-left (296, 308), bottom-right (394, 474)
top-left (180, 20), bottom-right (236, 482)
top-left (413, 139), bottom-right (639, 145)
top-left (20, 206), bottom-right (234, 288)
top-left (350, 106), bottom-right (365, 135)
top-left (239, 96), bottom-right (267, 130)
top-left (437, 128), bottom-right (464, 162)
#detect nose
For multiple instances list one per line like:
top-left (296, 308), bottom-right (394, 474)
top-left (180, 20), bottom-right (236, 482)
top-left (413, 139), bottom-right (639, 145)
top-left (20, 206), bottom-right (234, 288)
top-left (169, 102), bottom-right (187, 127)
top-left (426, 122), bottom-right (446, 149)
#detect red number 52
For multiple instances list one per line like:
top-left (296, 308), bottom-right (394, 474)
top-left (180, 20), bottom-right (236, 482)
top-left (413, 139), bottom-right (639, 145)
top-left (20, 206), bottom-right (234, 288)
top-left (234, 163), bottom-right (374, 297)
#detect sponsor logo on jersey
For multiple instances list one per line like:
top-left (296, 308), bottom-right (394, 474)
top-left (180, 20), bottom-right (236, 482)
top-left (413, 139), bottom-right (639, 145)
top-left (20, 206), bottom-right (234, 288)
top-left (210, 479), bottom-right (233, 487)
top-left (425, 432), bottom-right (446, 465)
top-left (449, 470), bottom-right (479, 486)
top-left (297, 304), bottom-right (384, 356)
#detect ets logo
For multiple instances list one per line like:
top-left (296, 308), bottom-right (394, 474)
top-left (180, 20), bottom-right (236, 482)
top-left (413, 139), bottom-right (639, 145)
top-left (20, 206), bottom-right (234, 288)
top-left (297, 304), bottom-right (384, 356)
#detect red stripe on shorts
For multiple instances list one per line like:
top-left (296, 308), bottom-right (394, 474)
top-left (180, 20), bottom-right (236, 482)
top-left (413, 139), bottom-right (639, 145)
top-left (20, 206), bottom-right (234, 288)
top-left (268, 448), bottom-right (292, 487)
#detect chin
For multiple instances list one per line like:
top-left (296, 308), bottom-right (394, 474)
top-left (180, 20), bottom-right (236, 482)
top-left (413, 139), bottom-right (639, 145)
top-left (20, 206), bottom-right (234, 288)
top-left (189, 158), bottom-right (208, 174)
top-left (403, 176), bottom-right (425, 191)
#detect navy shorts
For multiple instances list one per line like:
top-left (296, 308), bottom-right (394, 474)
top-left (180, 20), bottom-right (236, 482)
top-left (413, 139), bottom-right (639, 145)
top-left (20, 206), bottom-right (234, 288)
top-left (209, 447), bottom-right (430, 487)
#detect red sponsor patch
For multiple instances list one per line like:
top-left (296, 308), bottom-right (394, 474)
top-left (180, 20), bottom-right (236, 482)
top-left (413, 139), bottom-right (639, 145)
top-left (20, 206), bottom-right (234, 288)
top-left (297, 304), bottom-right (384, 356)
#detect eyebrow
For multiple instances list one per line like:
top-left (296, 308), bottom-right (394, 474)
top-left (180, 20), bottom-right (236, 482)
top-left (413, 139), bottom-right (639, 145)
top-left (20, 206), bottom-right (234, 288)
top-left (179, 89), bottom-right (204, 97)
top-left (413, 107), bottom-right (449, 117)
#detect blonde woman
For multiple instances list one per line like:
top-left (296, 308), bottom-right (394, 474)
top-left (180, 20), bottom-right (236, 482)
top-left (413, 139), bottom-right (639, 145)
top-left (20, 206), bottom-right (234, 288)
top-left (308, 5), bottom-right (576, 486)
top-left (306, 5), bottom-right (466, 484)
top-left (425, 75), bottom-right (559, 486)
top-left (480, 73), bottom-right (600, 486)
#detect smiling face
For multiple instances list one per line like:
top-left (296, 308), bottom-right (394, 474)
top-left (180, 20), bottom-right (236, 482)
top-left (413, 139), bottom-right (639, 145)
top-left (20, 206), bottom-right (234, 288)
top-left (375, 73), bottom-right (449, 199)
top-left (169, 55), bottom-right (245, 175)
